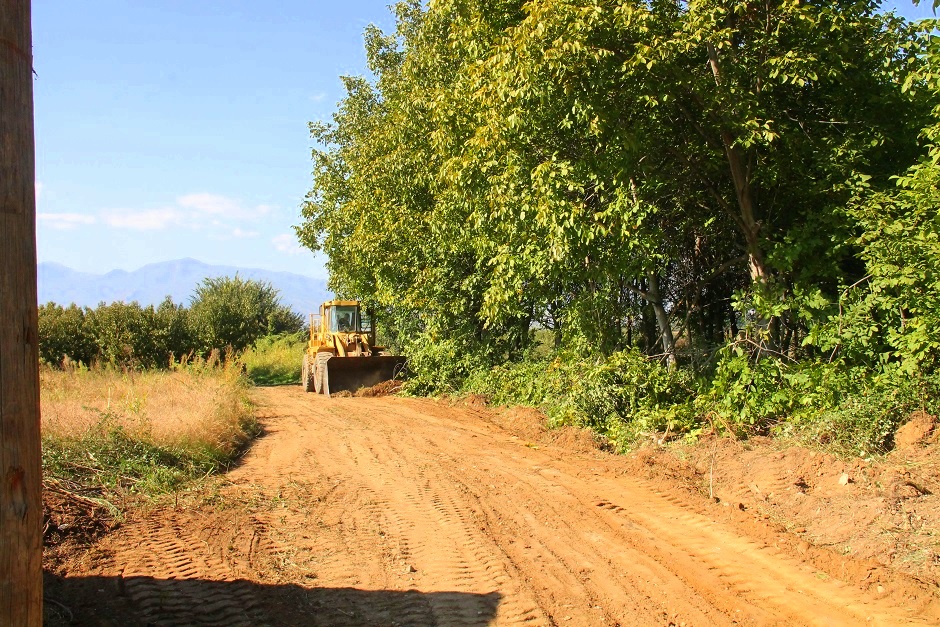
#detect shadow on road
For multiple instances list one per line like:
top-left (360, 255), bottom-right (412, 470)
top-left (44, 571), bottom-right (502, 626)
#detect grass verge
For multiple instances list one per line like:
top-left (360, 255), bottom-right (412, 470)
top-left (239, 332), bottom-right (305, 386)
top-left (41, 360), bottom-right (259, 502)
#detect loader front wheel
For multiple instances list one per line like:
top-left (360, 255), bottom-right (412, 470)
top-left (302, 355), bottom-right (316, 393)
top-left (314, 352), bottom-right (331, 396)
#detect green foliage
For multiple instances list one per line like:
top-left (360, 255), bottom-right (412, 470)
top-left (189, 275), bottom-right (304, 355)
top-left (40, 298), bottom-right (196, 369)
top-left (401, 330), bottom-right (493, 396)
top-left (85, 300), bottom-right (177, 369)
top-left (462, 348), bottom-right (696, 452)
top-left (696, 350), bottom-right (940, 455)
top-left (39, 276), bottom-right (304, 370)
top-left (839, 136), bottom-right (940, 371)
top-left (784, 367), bottom-right (940, 457)
top-left (38, 303), bottom-right (96, 365)
top-left (301, 0), bottom-right (931, 364)
top-left (238, 332), bottom-right (307, 386)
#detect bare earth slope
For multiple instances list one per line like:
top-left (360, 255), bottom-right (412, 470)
top-left (47, 387), bottom-right (940, 625)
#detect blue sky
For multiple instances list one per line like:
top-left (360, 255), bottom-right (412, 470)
top-left (32, 1), bottom-right (937, 278)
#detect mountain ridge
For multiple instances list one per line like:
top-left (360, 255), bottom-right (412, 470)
top-left (38, 258), bottom-right (331, 315)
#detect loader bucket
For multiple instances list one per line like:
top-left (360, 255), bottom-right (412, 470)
top-left (322, 355), bottom-right (407, 396)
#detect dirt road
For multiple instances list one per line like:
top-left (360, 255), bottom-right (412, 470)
top-left (48, 387), bottom-right (940, 625)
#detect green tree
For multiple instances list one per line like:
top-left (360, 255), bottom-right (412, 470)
top-left (827, 25), bottom-right (940, 372)
top-left (37, 303), bottom-right (95, 365)
top-left (189, 275), bottom-right (299, 354)
top-left (85, 301), bottom-right (160, 368)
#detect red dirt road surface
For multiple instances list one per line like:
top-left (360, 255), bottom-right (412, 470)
top-left (47, 387), bottom-right (940, 625)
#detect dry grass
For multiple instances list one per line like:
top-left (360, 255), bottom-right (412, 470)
top-left (41, 361), bottom-right (258, 496)
top-left (42, 365), bottom-right (251, 454)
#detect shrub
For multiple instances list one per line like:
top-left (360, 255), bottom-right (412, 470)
top-left (189, 275), bottom-right (303, 355)
top-left (85, 301), bottom-right (162, 368)
top-left (400, 331), bottom-right (493, 396)
top-left (462, 348), bottom-right (696, 451)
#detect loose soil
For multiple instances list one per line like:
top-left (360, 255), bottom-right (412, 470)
top-left (44, 388), bottom-right (940, 625)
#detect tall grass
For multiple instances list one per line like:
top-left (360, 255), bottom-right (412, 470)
top-left (238, 332), bottom-right (305, 386)
top-left (41, 358), bottom-right (258, 497)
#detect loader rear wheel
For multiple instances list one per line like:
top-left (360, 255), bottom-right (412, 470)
top-left (302, 355), bottom-right (315, 393)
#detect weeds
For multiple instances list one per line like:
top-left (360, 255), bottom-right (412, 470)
top-left (444, 345), bottom-right (939, 457)
top-left (41, 358), bottom-right (259, 501)
top-left (460, 348), bottom-right (696, 453)
top-left (238, 332), bottom-right (306, 386)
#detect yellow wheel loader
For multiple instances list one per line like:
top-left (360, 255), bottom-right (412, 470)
top-left (301, 300), bottom-right (406, 396)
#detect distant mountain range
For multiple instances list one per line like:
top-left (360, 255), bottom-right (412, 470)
top-left (38, 258), bottom-right (331, 315)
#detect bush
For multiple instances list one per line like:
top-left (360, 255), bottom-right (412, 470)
top-left (38, 276), bottom-right (304, 371)
top-left (780, 365), bottom-right (939, 457)
top-left (462, 348), bottom-right (696, 451)
top-left (189, 275), bottom-right (303, 355)
top-left (400, 331), bottom-right (492, 396)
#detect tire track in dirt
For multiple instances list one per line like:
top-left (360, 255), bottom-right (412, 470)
top-left (113, 516), bottom-right (264, 626)
top-left (316, 394), bottom-right (940, 625)
top-left (310, 406), bottom-right (548, 624)
top-left (350, 400), bottom-right (762, 624)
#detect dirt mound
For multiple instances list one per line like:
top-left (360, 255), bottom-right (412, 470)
top-left (481, 404), bottom-right (608, 454)
top-left (461, 393), bottom-right (490, 409)
top-left (622, 434), bottom-right (940, 590)
top-left (354, 379), bottom-right (403, 397)
top-left (894, 411), bottom-right (937, 450)
top-left (490, 406), bottom-right (548, 441)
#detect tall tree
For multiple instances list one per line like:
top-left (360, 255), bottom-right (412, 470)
top-left (0, 0), bottom-right (43, 622)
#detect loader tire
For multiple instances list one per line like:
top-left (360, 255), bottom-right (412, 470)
top-left (302, 355), bottom-right (316, 393)
top-left (314, 352), bottom-right (331, 396)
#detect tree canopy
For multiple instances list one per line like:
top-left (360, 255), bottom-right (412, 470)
top-left (299, 0), bottom-right (937, 377)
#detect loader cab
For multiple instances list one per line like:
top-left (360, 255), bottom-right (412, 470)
top-left (330, 306), bottom-right (358, 333)
top-left (316, 300), bottom-right (374, 341)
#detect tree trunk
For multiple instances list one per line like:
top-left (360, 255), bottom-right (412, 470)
top-left (0, 1), bottom-right (43, 623)
top-left (647, 273), bottom-right (676, 369)
top-left (706, 42), bottom-right (771, 285)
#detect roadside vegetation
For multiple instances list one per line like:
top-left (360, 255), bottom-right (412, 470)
top-left (41, 359), bottom-right (258, 505)
top-left (239, 332), bottom-right (307, 385)
top-left (298, 0), bottom-right (940, 457)
top-left (38, 275), bottom-right (300, 511)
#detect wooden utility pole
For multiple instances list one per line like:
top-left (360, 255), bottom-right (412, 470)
top-left (0, 1), bottom-right (43, 624)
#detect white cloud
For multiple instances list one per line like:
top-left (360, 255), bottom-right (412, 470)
top-left (178, 193), bottom-right (274, 220)
top-left (309, 92), bottom-right (327, 103)
top-left (230, 227), bottom-right (258, 238)
top-left (94, 193), bottom-right (277, 234)
top-left (102, 208), bottom-right (182, 230)
top-left (178, 193), bottom-right (240, 215)
top-left (272, 233), bottom-right (305, 255)
top-left (35, 181), bottom-right (43, 202)
top-left (37, 212), bottom-right (96, 230)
